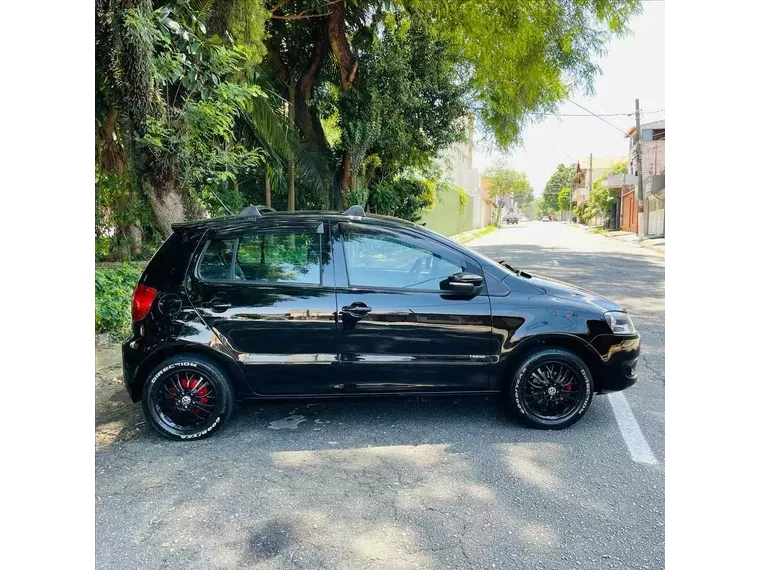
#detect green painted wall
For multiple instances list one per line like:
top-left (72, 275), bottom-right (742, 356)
top-left (418, 186), bottom-right (474, 236)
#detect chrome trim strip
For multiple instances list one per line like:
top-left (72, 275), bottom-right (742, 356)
top-left (238, 353), bottom-right (338, 364)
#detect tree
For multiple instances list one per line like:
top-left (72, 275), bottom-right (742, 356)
top-left (543, 163), bottom-right (575, 212)
top-left (611, 158), bottom-right (628, 175)
top-left (96, 0), bottom-right (641, 256)
top-left (557, 187), bottom-right (572, 213)
top-left (96, 0), bottom-right (272, 247)
top-left (586, 178), bottom-right (615, 225)
top-left (262, 0), bottom-right (639, 206)
top-left (405, 1), bottom-right (641, 149)
top-left (483, 167), bottom-right (533, 225)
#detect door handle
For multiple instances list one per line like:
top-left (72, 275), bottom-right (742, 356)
top-left (341, 302), bottom-right (372, 318)
top-left (207, 300), bottom-right (231, 312)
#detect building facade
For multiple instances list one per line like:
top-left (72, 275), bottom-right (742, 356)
top-left (613, 119), bottom-right (665, 236)
top-left (571, 156), bottom-right (627, 227)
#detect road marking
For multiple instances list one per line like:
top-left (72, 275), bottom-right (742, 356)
top-left (552, 260), bottom-right (559, 266)
top-left (607, 392), bottom-right (658, 465)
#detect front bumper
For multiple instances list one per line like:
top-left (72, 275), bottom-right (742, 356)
top-left (591, 334), bottom-right (641, 393)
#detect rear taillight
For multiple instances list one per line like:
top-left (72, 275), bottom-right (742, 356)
top-left (132, 284), bottom-right (158, 322)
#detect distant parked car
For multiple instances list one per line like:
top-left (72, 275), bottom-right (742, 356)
top-left (541, 216), bottom-right (550, 222)
top-left (519, 216), bottom-right (528, 222)
top-left (504, 214), bottom-right (519, 225)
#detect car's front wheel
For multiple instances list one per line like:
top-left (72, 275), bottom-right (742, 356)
top-left (142, 354), bottom-right (235, 440)
top-left (506, 348), bottom-right (593, 429)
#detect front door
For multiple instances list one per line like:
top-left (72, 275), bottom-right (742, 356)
top-left (333, 222), bottom-right (493, 393)
top-left (186, 219), bottom-right (339, 395)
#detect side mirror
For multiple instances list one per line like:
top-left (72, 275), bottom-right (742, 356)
top-left (440, 272), bottom-right (484, 295)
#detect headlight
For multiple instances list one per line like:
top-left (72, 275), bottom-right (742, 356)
top-left (604, 311), bottom-right (635, 335)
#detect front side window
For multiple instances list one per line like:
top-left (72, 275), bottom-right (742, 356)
top-left (198, 231), bottom-right (322, 284)
top-left (342, 231), bottom-right (463, 290)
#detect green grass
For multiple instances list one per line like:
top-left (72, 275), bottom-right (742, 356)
top-left (450, 225), bottom-right (497, 244)
top-left (95, 263), bottom-right (143, 339)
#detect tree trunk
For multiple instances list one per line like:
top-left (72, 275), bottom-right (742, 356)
top-left (326, 2), bottom-right (360, 207)
top-left (264, 171), bottom-right (271, 208)
top-left (145, 175), bottom-right (186, 237)
top-left (339, 155), bottom-right (353, 206)
top-left (287, 83), bottom-right (296, 211)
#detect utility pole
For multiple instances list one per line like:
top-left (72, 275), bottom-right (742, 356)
top-left (635, 98), bottom-right (645, 238)
top-left (587, 153), bottom-right (592, 225)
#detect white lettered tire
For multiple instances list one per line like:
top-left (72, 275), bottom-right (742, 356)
top-left (142, 354), bottom-right (235, 441)
top-left (506, 348), bottom-right (594, 429)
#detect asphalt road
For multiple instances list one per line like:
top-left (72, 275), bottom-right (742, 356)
top-left (95, 221), bottom-right (665, 570)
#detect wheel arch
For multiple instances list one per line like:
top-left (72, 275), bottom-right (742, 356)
top-left (129, 343), bottom-right (247, 402)
top-left (498, 334), bottom-right (604, 392)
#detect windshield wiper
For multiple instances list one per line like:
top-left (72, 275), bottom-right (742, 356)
top-left (497, 259), bottom-right (531, 278)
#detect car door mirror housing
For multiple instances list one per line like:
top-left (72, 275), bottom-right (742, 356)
top-left (440, 272), bottom-right (484, 295)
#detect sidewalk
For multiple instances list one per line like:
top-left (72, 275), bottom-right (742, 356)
top-left (577, 225), bottom-right (665, 255)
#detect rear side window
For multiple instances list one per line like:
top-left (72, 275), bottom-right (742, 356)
top-left (198, 239), bottom-right (236, 280)
top-left (198, 230), bottom-right (322, 285)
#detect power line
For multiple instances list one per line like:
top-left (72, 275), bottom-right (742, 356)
top-left (531, 108), bottom-right (665, 118)
top-left (567, 100), bottom-right (631, 136)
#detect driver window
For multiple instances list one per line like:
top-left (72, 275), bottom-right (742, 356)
top-left (342, 231), bottom-right (464, 290)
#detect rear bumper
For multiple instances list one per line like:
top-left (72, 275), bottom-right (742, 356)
top-left (121, 336), bottom-right (143, 402)
top-left (591, 334), bottom-right (641, 393)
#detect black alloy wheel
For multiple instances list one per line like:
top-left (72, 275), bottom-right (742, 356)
top-left (142, 355), bottom-right (235, 440)
top-left (508, 348), bottom-right (593, 429)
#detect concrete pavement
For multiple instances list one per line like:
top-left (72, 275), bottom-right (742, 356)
top-left (95, 221), bottom-right (665, 570)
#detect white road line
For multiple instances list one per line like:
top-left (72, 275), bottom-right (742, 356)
top-left (607, 392), bottom-right (658, 465)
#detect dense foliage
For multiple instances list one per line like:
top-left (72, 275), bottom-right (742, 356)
top-left (95, 264), bottom-right (143, 338)
top-left (557, 187), bottom-right (572, 212)
top-left (96, 0), bottom-right (640, 257)
top-left (542, 164), bottom-right (576, 212)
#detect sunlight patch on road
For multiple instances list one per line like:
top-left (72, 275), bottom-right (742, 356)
top-left (496, 443), bottom-right (567, 490)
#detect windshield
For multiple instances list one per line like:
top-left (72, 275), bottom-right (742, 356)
top-left (415, 224), bottom-right (510, 276)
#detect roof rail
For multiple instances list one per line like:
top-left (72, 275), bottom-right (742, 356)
top-left (255, 205), bottom-right (276, 213)
top-left (239, 205), bottom-right (262, 218)
top-left (343, 205), bottom-right (365, 217)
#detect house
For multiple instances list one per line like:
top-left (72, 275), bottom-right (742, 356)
top-left (571, 156), bottom-right (626, 226)
top-left (610, 119), bottom-right (665, 236)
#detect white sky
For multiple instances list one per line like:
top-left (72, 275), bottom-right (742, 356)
top-left (471, 1), bottom-right (664, 196)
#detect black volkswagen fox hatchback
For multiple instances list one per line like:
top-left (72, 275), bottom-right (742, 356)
top-left (122, 205), bottom-right (640, 440)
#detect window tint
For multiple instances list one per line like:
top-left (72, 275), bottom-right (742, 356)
top-left (235, 232), bottom-right (321, 284)
top-left (343, 232), bottom-right (463, 290)
top-left (199, 239), bottom-right (235, 280)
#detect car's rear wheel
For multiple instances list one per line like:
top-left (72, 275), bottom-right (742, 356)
top-left (506, 348), bottom-right (593, 429)
top-left (142, 355), bottom-right (235, 440)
